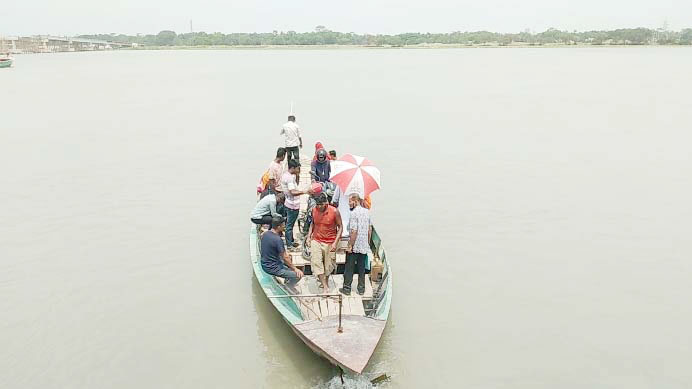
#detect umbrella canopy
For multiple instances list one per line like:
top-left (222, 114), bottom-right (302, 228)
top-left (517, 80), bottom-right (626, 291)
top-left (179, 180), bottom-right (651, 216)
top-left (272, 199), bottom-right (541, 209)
top-left (330, 154), bottom-right (381, 198)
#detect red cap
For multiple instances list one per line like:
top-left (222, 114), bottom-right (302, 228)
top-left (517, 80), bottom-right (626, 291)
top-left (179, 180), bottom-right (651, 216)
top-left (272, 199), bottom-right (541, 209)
top-left (310, 183), bottom-right (322, 195)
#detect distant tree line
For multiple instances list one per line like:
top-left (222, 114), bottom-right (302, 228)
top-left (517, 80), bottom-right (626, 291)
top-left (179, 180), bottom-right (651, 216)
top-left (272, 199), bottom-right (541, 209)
top-left (79, 27), bottom-right (692, 47)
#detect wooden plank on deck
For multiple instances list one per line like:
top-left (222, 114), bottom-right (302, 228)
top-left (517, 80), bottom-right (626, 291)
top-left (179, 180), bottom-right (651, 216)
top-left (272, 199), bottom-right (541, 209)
top-left (347, 296), bottom-right (366, 316)
top-left (331, 274), bottom-right (374, 300)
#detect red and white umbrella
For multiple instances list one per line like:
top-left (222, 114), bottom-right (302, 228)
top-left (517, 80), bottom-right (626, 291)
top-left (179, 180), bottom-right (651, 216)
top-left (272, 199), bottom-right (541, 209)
top-left (330, 154), bottom-right (381, 198)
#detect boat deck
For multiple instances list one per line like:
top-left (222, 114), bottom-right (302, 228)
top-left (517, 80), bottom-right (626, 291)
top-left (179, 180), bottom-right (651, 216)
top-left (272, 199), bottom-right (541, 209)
top-left (252, 148), bottom-right (391, 374)
top-left (277, 152), bottom-right (375, 321)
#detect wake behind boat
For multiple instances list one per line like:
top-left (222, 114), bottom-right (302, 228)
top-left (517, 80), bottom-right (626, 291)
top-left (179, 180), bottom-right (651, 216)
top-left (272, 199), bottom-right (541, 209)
top-left (249, 151), bottom-right (392, 374)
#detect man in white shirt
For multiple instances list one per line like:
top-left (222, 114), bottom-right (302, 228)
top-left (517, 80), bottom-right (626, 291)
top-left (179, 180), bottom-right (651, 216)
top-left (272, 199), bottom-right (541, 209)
top-left (281, 160), bottom-right (309, 250)
top-left (280, 115), bottom-right (302, 162)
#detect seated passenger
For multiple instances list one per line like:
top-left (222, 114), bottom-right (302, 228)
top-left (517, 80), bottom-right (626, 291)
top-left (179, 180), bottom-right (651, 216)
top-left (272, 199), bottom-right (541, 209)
top-left (310, 149), bottom-right (331, 183)
top-left (250, 193), bottom-right (286, 227)
top-left (261, 216), bottom-right (304, 287)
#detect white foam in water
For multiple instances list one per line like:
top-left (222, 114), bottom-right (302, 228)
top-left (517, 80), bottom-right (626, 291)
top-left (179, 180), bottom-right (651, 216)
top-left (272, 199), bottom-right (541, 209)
top-left (312, 372), bottom-right (389, 389)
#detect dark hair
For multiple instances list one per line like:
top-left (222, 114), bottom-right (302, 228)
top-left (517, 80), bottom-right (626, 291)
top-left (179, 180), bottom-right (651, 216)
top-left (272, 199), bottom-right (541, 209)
top-left (288, 115), bottom-right (296, 121)
top-left (271, 216), bottom-right (285, 229)
top-left (329, 150), bottom-right (336, 157)
top-left (276, 147), bottom-right (286, 158)
top-left (315, 193), bottom-right (328, 204)
top-left (288, 159), bottom-right (300, 169)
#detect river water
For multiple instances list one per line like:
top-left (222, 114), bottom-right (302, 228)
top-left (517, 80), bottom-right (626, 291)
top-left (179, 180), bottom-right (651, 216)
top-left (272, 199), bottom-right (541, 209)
top-left (1, 47), bottom-right (691, 388)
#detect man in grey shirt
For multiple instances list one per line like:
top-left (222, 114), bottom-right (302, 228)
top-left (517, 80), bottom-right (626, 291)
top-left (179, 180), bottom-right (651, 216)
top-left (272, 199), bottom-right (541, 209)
top-left (340, 193), bottom-right (372, 295)
top-left (250, 193), bottom-right (286, 227)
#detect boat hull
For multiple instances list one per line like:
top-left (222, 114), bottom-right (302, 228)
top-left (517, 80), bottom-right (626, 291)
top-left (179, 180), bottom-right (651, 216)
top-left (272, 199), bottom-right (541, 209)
top-left (290, 315), bottom-right (386, 374)
top-left (0, 59), bottom-right (13, 68)
top-left (250, 224), bottom-right (392, 374)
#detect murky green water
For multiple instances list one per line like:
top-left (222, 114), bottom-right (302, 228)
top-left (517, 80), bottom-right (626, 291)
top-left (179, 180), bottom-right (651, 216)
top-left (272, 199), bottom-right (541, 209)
top-left (1, 47), bottom-right (692, 388)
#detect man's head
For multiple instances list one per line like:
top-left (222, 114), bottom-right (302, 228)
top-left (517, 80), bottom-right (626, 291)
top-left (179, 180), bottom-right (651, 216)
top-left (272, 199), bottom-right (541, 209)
top-left (271, 216), bottom-right (285, 233)
top-left (316, 148), bottom-right (327, 162)
top-left (349, 193), bottom-right (362, 210)
top-left (288, 159), bottom-right (300, 173)
top-left (275, 192), bottom-right (286, 205)
top-left (315, 193), bottom-right (329, 212)
top-left (288, 115), bottom-right (296, 122)
top-left (276, 147), bottom-right (286, 161)
top-left (329, 150), bottom-right (337, 159)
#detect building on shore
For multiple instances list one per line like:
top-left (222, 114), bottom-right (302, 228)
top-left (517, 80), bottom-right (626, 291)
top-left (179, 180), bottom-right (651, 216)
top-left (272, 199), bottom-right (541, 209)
top-left (0, 36), bottom-right (131, 54)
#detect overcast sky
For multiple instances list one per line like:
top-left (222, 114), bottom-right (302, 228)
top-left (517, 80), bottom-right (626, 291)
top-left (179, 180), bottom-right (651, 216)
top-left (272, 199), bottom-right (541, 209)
top-left (2, 0), bottom-right (689, 36)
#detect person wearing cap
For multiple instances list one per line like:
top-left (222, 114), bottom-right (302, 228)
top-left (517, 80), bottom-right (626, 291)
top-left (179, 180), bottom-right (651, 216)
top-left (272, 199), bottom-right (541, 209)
top-left (261, 216), bottom-right (304, 288)
top-left (280, 114), bottom-right (302, 163)
top-left (250, 193), bottom-right (286, 227)
top-left (307, 193), bottom-right (343, 290)
top-left (311, 148), bottom-right (331, 183)
top-left (301, 183), bottom-right (323, 237)
top-left (281, 159), bottom-right (309, 250)
top-left (340, 193), bottom-right (372, 295)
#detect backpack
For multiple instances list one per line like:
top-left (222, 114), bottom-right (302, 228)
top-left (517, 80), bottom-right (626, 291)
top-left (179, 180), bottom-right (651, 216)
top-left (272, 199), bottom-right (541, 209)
top-left (257, 170), bottom-right (271, 193)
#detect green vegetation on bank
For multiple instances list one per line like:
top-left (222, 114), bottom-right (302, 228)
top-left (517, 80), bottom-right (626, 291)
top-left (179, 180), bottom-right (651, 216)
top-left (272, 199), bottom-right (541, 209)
top-left (79, 27), bottom-right (692, 47)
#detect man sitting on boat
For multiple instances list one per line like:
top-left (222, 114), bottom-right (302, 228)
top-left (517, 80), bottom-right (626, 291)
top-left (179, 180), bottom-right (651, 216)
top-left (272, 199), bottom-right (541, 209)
top-left (250, 193), bottom-right (286, 228)
top-left (261, 216), bottom-right (304, 287)
top-left (307, 193), bottom-right (343, 290)
top-left (341, 193), bottom-right (372, 296)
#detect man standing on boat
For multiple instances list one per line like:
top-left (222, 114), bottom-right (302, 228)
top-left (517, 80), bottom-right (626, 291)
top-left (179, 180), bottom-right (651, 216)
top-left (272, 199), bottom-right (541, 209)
top-left (341, 193), bottom-right (372, 295)
top-left (280, 114), bottom-right (302, 162)
top-left (281, 160), bottom-right (309, 250)
top-left (308, 193), bottom-right (343, 290)
top-left (261, 216), bottom-right (303, 287)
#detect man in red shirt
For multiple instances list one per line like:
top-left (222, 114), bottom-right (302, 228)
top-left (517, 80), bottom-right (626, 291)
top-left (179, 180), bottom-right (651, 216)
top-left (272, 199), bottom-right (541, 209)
top-left (307, 193), bottom-right (343, 290)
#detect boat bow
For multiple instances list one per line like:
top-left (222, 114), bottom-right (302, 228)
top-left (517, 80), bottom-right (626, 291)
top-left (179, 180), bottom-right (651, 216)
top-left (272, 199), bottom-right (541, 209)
top-left (293, 314), bottom-right (386, 374)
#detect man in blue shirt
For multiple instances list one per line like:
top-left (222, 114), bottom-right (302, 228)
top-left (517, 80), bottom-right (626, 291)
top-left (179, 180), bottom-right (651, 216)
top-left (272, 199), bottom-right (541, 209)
top-left (261, 216), bottom-right (304, 287)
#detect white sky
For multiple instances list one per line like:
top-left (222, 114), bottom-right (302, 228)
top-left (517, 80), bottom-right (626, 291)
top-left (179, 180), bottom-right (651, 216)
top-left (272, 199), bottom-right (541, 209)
top-left (2, 0), bottom-right (689, 36)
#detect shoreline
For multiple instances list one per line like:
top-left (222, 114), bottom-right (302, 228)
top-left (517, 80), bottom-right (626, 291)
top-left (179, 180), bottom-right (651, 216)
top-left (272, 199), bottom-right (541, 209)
top-left (129, 43), bottom-right (691, 50)
top-left (8, 43), bottom-right (691, 55)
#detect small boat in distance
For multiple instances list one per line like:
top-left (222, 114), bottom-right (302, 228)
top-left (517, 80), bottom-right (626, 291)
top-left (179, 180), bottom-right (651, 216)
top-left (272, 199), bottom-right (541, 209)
top-left (0, 56), bottom-right (13, 69)
top-left (249, 153), bottom-right (392, 374)
top-left (1, 40), bottom-right (13, 68)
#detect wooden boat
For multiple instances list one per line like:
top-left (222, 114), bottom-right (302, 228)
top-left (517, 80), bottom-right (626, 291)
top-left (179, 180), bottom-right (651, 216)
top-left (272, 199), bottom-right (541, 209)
top-left (0, 57), bottom-right (13, 68)
top-left (249, 155), bottom-right (392, 374)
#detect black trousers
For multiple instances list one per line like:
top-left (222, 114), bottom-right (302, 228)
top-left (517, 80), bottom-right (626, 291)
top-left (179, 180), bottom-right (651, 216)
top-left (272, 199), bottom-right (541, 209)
top-left (286, 146), bottom-right (300, 162)
top-left (251, 215), bottom-right (272, 226)
top-left (343, 252), bottom-right (367, 293)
